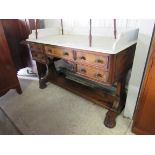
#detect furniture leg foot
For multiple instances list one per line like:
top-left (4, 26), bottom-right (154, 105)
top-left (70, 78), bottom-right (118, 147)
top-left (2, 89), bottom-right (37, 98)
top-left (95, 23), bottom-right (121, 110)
top-left (39, 80), bottom-right (47, 89)
top-left (16, 86), bottom-right (22, 94)
top-left (104, 110), bottom-right (118, 128)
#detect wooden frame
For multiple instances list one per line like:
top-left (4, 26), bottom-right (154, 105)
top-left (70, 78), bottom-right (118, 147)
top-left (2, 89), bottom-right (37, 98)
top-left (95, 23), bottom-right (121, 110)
top-left (28, 41), bottom-right (136, 128)
top-left (27, 19), bottom-right (137, 129)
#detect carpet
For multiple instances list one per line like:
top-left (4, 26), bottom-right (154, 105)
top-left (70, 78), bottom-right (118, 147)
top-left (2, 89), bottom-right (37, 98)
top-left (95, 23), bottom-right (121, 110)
top-left (0, 78), bottom-right (131, 134)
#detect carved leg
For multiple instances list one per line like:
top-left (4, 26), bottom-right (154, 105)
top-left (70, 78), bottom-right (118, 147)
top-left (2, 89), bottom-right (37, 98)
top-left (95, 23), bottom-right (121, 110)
top-left (39, 79), bottom-right (47, 89)
top-left (104, 77), bottom-right (127, 128)
top-left (36, 62), bottom-right (47, 89)
top-left (104, 110), bottom-right (118, 128)
top-left (16, 85), bottom-right (22, 94)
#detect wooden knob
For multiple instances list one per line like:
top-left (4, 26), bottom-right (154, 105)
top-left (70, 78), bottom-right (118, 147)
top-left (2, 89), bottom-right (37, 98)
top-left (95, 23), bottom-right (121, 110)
top-left (96, 73), bottom-right (102, 78)
top-left (96, 59), bottom-right (104, 64)
top-left (48, 49), bottom-right (52, 52)
top-left (80, 56), bottom-right (86, 60)
top-left (80, 68), bottom-right (86, 73)
top-left (63, 52), bottom-right (69, 56)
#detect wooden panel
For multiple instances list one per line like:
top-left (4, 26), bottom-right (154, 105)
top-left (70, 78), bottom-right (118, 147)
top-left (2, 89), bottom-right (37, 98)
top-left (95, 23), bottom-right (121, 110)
top-left (76, 50), bottom-right (109, 69)
top-left (1, 19), bottom-right (31, 71)
top-left (132, 29), bottom-right (155, 134)
top-left (30, 43), bottom-right (43, 53)
top-left (0, 20), bottom-right (21, 95)
top-left (132, 60), bottom-right (155, 134)
top-left (77, 64), bottom-right (109, 83)
top-left (44, 45), bottom-right (74, 60)
top-left (29, 43), bottom-right (47, 64)
top-left (31, 51), bottom-right (47, 64)
top-left (114, 44), bottom-right (136, 81)
top-left (150, 34), bottom-right (155, 59)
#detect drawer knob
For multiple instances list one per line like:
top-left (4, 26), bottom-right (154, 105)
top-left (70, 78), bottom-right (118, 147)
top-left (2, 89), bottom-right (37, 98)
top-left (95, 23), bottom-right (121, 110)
top-left (63, 52), bottom-right (69, 56)
top-left (96, 59), bottom-right (104, 64)
top-left (80, 56), bottom-right (86, 60)
top-left (96, 73), bottom-right (102, 78)
top-left (80, 68), bottom-right (86, 73)
top-left (48, 49), bottom-right (52, 52)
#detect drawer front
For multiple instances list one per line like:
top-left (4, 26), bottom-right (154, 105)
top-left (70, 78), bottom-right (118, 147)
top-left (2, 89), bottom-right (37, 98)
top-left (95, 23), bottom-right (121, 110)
top-left (30, 43), bottom-right (43, 53)
top-left (76, 51), bottom-right (109, 68)
top-left (77, 64), bottom-right (109, 83)
top-left (45, 46), bottom-right (74, 60)
top-left (31, 51), bottom-right (47, 64)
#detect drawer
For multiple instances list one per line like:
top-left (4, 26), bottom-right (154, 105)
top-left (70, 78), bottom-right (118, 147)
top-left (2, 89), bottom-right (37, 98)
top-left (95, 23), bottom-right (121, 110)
top-left (77, 64), bottom-right (109, 83)
top-left (30, 43), bottom-right (43, 53)
top-left (31, 51), bottom-right (47, 64)
top-left (76, 51), bottom-right (109, 68)
top-left (44, 46), bottom-right (74, 60)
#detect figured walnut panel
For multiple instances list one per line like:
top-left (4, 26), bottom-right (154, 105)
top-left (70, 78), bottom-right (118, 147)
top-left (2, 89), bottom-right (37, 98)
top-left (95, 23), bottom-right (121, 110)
top-left (114, 44), bottom-right (136, 81)
top-left (31, 51), bottom-right (47, 64)
top-left (29, 43), bottom-right (47, 64)
top-left (132, 30), bottom-right (155, 135)
top-left (77, 64), bottom-right (109, 83)
top-left (44, 45), bottom-right (74, 61)
top-left (30, 43), bottom-right (43, 53)
top-left (76, 50), bottom-right (109, 69)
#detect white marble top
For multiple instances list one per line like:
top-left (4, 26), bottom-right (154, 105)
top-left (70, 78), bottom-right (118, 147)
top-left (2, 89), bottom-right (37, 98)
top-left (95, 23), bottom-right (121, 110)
top-left (27, 28), bottom-right (139, 54)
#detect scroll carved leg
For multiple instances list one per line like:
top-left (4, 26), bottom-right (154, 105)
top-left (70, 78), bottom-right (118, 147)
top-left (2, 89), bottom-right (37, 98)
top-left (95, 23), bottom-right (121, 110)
top-left (104, 77), bottom-right (127, 128)
top-left (104, 110), bottom-right (118, 128)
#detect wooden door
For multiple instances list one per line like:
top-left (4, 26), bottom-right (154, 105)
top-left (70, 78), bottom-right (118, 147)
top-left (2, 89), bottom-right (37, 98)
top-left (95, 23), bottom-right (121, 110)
top-left (132, 27), bottom-right (155, 134)
top-left (0, 21), bottom-right (21, 96)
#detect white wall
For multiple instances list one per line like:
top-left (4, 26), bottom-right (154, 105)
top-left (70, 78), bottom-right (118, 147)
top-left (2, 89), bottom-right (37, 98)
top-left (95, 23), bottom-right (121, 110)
top-left (43, 19), bottom-right (140, 37)
top-left (124, 20), bottom-right (154, 118)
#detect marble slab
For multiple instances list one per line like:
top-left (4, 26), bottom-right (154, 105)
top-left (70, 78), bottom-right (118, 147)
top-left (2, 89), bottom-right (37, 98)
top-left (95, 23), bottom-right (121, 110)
top-left (27, 28), bottom-right (139, 54)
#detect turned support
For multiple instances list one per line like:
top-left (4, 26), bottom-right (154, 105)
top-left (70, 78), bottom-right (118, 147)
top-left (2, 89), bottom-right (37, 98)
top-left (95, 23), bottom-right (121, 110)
top-left (36, 60), bottom-right (57, 89)
top-left (36, 62), bottom-right (47, 89)
top-left (16, 85), bottom-right (22, 94)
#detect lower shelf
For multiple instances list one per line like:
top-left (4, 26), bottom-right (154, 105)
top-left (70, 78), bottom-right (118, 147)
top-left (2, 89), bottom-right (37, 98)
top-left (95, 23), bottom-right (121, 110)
top-left (45, 71), bottom-right (118, 112)
top-left (38, 63), bottom-right (127, 128)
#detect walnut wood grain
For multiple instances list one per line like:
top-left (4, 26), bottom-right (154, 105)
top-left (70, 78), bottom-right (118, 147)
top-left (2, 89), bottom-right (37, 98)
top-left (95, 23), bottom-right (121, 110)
top-left (28, 41), bottom-right (136, 128)
top-left (132, 28), bottom-right (155, 134)
top-left (44, 45), bottom-right (74, 61)
top-left (76, 50), bottom-right (109, 69)
top-left (77, 64), bottom-right (109, 83)
top-left (0, 20), bottom-right (22, 96)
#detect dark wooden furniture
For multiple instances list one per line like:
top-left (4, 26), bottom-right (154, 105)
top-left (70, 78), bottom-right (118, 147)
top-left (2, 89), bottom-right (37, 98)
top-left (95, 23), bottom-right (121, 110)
top-left (1, 19), bottom-right (31, 71)
top-left (28, 39), bottom-right (136, 128)
top-left (132, 26), bottom-right (155, 134)
top-left (0, 21), bottom-right (22, 96)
